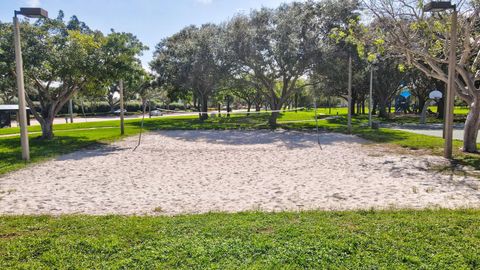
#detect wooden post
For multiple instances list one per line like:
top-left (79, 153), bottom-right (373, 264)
top-left (68, 99), bottom-right (74, 123)
top-left (347, 54), bottom-right (352, 133)
top-left (119, 80), bottom-right (125, 135)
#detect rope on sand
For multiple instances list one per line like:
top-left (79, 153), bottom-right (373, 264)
top-left (133, 102), bottom-right (147, 152)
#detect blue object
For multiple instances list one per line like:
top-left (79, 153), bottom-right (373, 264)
top-left (400, 89), bottom-right (411, 98)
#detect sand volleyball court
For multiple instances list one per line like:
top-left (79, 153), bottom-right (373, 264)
top-left (1, 130), bottom-right (479, 215)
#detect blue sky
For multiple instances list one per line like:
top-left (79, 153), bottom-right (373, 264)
top-left (1, 0), bottom-right (294, 68)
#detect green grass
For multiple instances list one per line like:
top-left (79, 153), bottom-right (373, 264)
top-left (1, 112), bottom-right (480, 268)
top-left (429, 106), bottom-right (470, 115)
top-left (1, 110), bottom-right (480, 175)
top-left (1, 210), bottom-right (479, 269)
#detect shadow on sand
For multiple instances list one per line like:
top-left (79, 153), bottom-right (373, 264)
top-left (55, 144), bottom-right (127, 161)
top-left (154, 129), bottom-right (365, 149)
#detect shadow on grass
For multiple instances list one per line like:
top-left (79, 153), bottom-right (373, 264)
top-left (0, 135), bottom-right (111, 175)
top-left (454, 155), bottom-right (480, 171)
top-left (130, 114), bottom-right (415, 147)
top-left (281, 116), bottom-right (413, 144)
top-left (131, 114), bottom-right (272, 131)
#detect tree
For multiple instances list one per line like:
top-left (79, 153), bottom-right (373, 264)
top-left (106, 85), bottom-right (120, 113)
top-left (125, 66), bottom-right (157, 113)
top-left (407, 69), bottom-right (440, 115)
top-left (101, 30), bottom-right (148, 93)
top-left (227, 75), bottom-right (265, 114)
top-left (151, 24), bottom-right (229, 120)
top-left (373, 58), bottom-right (406, 118)
top-left (225, 1), bottom-right (357, 126)
top-left (315, 44), bottom-right (369, 115)
top-left (0, 74), bottom-right (16, 104)
top-left (363, 0), bottom-right (480, 152)
top-left (0, 13), bottom-right (146, 139)
top-left (20, 16), bottom-right (105, 139)
top-left (0, 22), bottom-right (18, 104)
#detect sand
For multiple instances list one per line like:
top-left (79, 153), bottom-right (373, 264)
top-left (1, 130), bottom-right (479, 215)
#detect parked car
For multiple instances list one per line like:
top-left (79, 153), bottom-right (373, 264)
top-left (113, 109), bottom-right (127, 115)
top-left (149, 110), bottom-right (163, 116)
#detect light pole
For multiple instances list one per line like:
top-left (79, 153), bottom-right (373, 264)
top-left (13, 7), bottom-right (48, 161)
top-left (423, 1), bottom-right (457, 159)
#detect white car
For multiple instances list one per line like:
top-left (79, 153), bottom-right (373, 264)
top-left (149, 110), bottom-right (163, 116)
top-left (113, 109), bottom-right (127, 114)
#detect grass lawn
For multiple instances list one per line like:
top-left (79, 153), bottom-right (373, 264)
top-left (1, 111), bottom-right (479, 268)
top-left (1, 110), bottom-right (480, 175)
top-left (1, 210), bottom-right (479, 269)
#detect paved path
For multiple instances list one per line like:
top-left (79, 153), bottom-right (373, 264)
top-left (386, 123), bottom-right (480, 143)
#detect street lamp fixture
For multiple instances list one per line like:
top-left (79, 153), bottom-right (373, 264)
top-left (13, 7), bottom-right (48, 161)
top-left (15, 8), bottom-right (48, 18)
top-left (423, 1), bottom-right (457, 159)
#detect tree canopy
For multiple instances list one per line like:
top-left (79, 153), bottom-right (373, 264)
top-left (0, 11), bottom-right (147, 139)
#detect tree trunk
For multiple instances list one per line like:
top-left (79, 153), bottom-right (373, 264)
top-left (294, 93), bottom-right (298, 112)
top-left (269, 111), bottom-right (280, 127)
top-left (255, 103), bottom-right (261, 112)
top-left (350, 97), bottom-right (356, 115)
top-left (148, 100), bottom-right (151, 118)
top-left (418, 97), bottom-right (426, 115)
top-left (40, 116), bottom-right (54, 140)
top-left (199, 95), bottom-right (208, 121)
top-left (80, 100), bottom-right (86, 118)
top-left (437, 98), bottom-right (445, 119)
top-left (463, 101), bottom-right (480, 153)
top-left (108, 95), bottom-right (116, 113)
top-left (378, 99), bottom-right (388, 118)
top-left (247, 102), bottom-right (251, 116)
top-left (226, 98), bottom-right (231, 118)
top-left (268, 100), bottom-right (281, 127)
top-left (193, 98), bottom-right (197, 111)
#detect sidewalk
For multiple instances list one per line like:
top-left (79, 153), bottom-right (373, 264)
top-left (383, 123), bottom-right (480, 143)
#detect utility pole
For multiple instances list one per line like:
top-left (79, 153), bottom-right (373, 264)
top-left (347, 54), bottom-right (352, 133)
top-left (119, 80), bottom-right (125, 135)
top-left (13, 15), bottom-right (30, 161)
